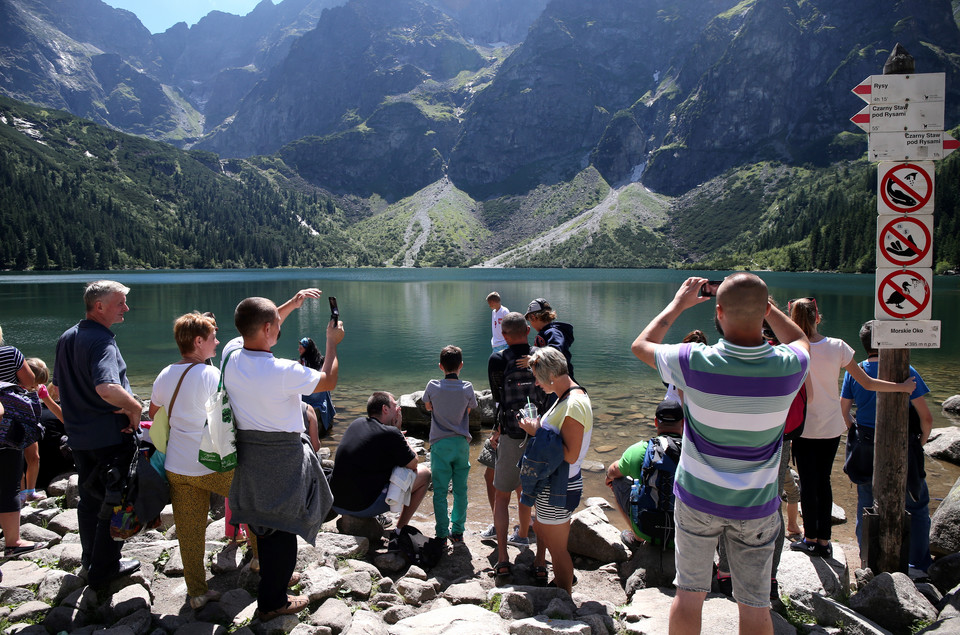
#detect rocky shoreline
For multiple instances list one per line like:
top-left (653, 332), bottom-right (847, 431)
top-left (3, 468), bottom-right (960, 635)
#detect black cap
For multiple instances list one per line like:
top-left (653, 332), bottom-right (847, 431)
top-left (655, 399), bottom-right (684, 424)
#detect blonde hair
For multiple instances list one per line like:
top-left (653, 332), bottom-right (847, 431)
top-left (529, 347), bottom-right (568, 384)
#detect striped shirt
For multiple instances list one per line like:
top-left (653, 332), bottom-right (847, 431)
top-left (0, 346), bottom-right (25, 384)
top-left (656, 340), bottom-right (808, 520)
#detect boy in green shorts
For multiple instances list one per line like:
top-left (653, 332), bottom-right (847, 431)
top-left (423, 345), bottom-right (478, 543)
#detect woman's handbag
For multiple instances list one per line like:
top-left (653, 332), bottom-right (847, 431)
top-left (150, 362), bottom-right (200, 454)
top-left (843, 423), bottom-right (874, 485)
top-left (199, 350), bottom-right (238, 472)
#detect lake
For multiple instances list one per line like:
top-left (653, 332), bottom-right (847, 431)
top-left (2, 268), bottom-right (959, 543)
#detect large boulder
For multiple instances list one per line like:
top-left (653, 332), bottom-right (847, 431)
top-left (398, 390), bottom-right (494, 437)
top-left (924, 428), bottom-right (960, 465)
top-left (621, 587), bottom-right (797, 633)
top-left (928, 553), bottom-right (960, 595)
top-left (942, 395), bottom-right (960, 415)
top-left (849, 572), bottom-right (937, 633)
top-left (930, 478), bottom-right (960, 557)
top-left (390, 604), bottom-right (507, 634)
top-left (567, 506), bottom-right (629, 564)
top-left (778, 543), bottom-right (849, 607)
top-left (620, 543), bottom-right (677, 596)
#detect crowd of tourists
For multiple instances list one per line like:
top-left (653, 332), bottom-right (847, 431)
top-left (0, 273), bottom-right (936, 633)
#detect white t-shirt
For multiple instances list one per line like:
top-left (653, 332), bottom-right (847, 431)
top-left (540, 388), bottom-right (593, 477)
top-left (222, 347), bottom-right (323, 433)
top-left (802, 336), bottom-right (855, 439)
top-left (151, 363), bottom-right (220, 477)
top-left (491, 306), bottom-right (509, 348)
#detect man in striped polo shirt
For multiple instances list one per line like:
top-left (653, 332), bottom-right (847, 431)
top-left (632, 273), bottom-right (809, 635)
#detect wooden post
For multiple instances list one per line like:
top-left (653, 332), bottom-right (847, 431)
top-left (873, 43), bottom-right (914, 574)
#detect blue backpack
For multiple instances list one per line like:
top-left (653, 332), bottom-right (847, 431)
top-left (630, 435), bottom-right (681, 546)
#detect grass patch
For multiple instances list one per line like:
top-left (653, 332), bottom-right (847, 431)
top-left (483, 593), bottom-right (502, 613)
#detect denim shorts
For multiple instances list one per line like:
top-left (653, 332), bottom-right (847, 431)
top-left (673, 499), bottom-right (780, 608)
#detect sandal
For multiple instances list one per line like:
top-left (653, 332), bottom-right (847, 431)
top-left (493, 561), bottom-right (512, 581)
top-left (533, 565), bottom-right (549, 587)
top-left (3, 541), bottom-right (47, 558)
top-left (258, 595), bottom-right (309, 621)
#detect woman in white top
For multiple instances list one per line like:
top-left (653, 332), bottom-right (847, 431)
top-left (149, 312), bottom-right (256, 610)
top-left (519, 346), bottom-right (592, 594)
top-left (787, 298), bottom-right (913, 558)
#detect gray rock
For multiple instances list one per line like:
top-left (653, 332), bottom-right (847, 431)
top-left (373, 552), bottom-right (407, 574)
top-left (808, 595), bottom-right (891, 635)
top-left (543, 597), bottom-right (574, 620)
top-left (58, 542), bottom-right (84, 570)
top-left (341, 571), bottom-right (373, 599)
top-left (342, 610), bottom-right (388, 635)
top-left (378, 578), bottom-right (395, 594)
top-left (0, 586), bottom-right (35, 605)
top-left (302, 566), bottom-right (345, 603)
top-left (290, 625), bottom-right (327, 635)
top-left (160, 504), bottom-right (176, 531)
top-left (113, 608), bottom-right (153, 635)
top-left (929, 553), bottom-right (960, 594)
top-left (584, 497), bottom-right (613, 510)
top-left (778, 543), bottom-right (849, 606)
top-left (577, 613), bottom-right (614, 635)
top-left (405, 565), bottom-right (428, 581)
top-left (371, 592), bottom-right (405, 609)
top-left (309, 597), bottom-right (353, 634)
top-left (4, 625), bottom-right (48, 635)
top-left (568, 506), bottom-right (629, 564)
top-left (580, 461), bottom-right (605, 473)
top-left (382, 605), bottom-right (418, 625)
top-left (925, 428), bottom-right (960, 465)
top-left (620, 543), bottom-right (677, 595)
top-left (37, 569), bottom-right (85, 605)
top-left (65, 473), bottom-right (80, 508)
top-left (494, 591), bottom-right (534, 620)
top-left (43, 606), bottom-right (87, 633)
top-left (211, 543), bottom-right (246, 574)
top-left (944, 396), bottom-right (960, 414)
top-left (931, 480), bottom-right (960, 558)
top-left (257, 614), bottom-right (301, 633)
top-left (390, 604), bottom-right (507, 634)
top-left (337, 516), bottom-right (383, 544)
top-left (508, 617), bottom-right (590, 634)
top-left (622, 587), bottom-right (797, 634)
top-left (397, 577), bottom-right (438, 605)
top-left (1, 560), bottom-right (48, 588)
top-left (314, 533), bottom-right (369, 560)
top-left (342, 559), bottom-right (382, 579)
top-left (575, 599), bottom-right (617, 619)
top-left (916, 582), bottom-right (943, 608)
top-left (46, 473), bottom-right (73, 497)
top-left (8, 600), bottom-right (51, 622)
top-left (47, 508), bottom-right (80, 535)
top-left (164, 546), bottom-right (185, 576)
top-left (61, 586), bottom-right (100, 612)
top-left (850, 572), bottom-right (937, 633)
top-left (108, 583), bottom-right (152, 621)
top-left (444, 580), bottom-right (488, 605)
top-left (831, 503), bottom-right (847, 524)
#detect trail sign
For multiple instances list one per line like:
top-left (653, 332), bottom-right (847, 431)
top-left (877, 162), bottom-right (934, 214)
top-left (875, 268), bottom-right (932, 320)
top-left (852, 72), bottom-right (946, 104)
top-left (871, 320), bottom-right (941, 349)
top-left (868, 131), bottom-right (958, 161)
top-left (851, 102), bottom-right (945, 133)
top-left (876, 215), bottom-right (933, 268)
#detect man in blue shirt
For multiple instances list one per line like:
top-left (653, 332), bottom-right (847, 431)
top-left (840, 321), bottom-right (934, 572)
top-left (55, 280), bottom-right (143, 589)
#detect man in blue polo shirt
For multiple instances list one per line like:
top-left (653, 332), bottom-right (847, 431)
top-left (54, 280), bottom-right (142, 589)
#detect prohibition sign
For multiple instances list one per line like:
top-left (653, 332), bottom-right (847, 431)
top-left (876, 269), bottom-right (930, 319)
top-left (879, 163), bottom-right (932, 214)
top-left (878, 216), bottom-right (931, 267)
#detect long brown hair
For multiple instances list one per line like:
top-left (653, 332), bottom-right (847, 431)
top-left (788, 298), bottom-right (818, 338)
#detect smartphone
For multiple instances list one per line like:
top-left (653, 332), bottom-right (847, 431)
top-left (329, 296), bottom-right (339, 323)
top-left (700, 281), bottom-right (723, 297)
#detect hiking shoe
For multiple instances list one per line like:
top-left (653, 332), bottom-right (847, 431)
top-left (789, 539), bottom-right (820, 556)
top-left (449, 534), bottom-right (464, 544)
top-left (508, 526), bottom-right (535, 547)
top-left (816, 542), bottom-right (833, 559)
top-left (479, 524), bottom-right (497, 540)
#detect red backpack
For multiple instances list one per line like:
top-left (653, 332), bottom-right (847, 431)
top-left (783, 383), bottom-right (807, 441)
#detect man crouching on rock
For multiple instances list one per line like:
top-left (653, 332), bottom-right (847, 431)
top-left (224, 296), bottom-right (343, 621)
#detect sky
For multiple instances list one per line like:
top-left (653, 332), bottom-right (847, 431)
top-left (103, 0), bottom-right (266, 34)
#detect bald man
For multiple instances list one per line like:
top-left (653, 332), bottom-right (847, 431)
top-left (632, 274), bottom-right (809, 635)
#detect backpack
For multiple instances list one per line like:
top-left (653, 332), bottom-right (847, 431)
top-left (630, 435), bottom-right (681, 546)
top-left (497, 348), bottom-right (547, 439)
top-left (392, 525), bottom-right (444, 569)
top-left (0, 382), bottom-right (43, 450)
top-left (783, 383), bottom-right (807, 441)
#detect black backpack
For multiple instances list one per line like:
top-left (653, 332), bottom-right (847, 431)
top-left (497, 348), bottom-right (546, 439)
top-left (631, 435), bottom-right (681, 546)
top-left (0, 382), bottom-right (43, 450)
top-left (392, 526), bottom-right (444, 569)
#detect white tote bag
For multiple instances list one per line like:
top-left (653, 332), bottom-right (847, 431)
top-left (199, 349), bottom-right (238, 472)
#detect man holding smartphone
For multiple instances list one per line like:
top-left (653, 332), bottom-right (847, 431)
top-left (632, 274), bottom-right (809, 635)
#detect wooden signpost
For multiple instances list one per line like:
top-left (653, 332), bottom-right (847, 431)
top-left (852, 44), bottom-right (944, 573)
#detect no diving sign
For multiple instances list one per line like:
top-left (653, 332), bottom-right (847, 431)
top-left (877, 161), bottom-right (934, 215)
top-left (876, 215), bottom-right (933, 268)
top-left (875, 268), bottom-right (932, 320)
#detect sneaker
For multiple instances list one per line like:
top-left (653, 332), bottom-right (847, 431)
top-left (508, 526), bottom-right (533, 547)
top-left (26, 491), bottom-right (45, 502)
top-left (816, 542), bottom-right (833, 559)
top-left (376, 514), bottom-right (392, 528)
top-left (479, 524), bottom-right (497, 540)
top-left (789, 539), bottom-right (820, 556)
